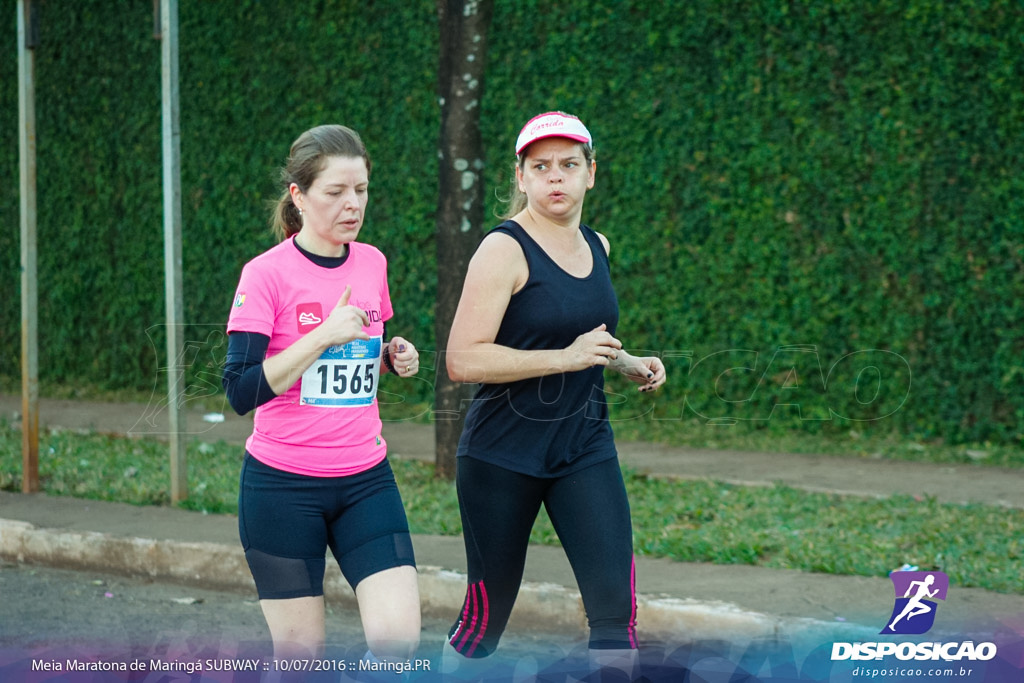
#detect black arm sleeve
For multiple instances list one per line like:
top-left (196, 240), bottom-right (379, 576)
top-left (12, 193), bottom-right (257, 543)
top-left (222, 331), bottom-right (278, 416)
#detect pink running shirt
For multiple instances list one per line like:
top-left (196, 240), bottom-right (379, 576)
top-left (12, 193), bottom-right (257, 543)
top-left (227, 237), bottom-right (393, 476)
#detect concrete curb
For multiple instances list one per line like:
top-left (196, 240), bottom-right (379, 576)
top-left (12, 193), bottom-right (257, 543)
top-left (0, 519), bottom-right (252, 591)
top-left (1, 517), bottom-right (865, 645)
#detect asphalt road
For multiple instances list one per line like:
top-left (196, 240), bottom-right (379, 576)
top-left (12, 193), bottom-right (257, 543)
top-left (0, 560), bottom-right (585, 681)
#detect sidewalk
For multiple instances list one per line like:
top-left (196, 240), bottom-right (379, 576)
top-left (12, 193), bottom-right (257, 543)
top-left (2, 394), bottom-right (1023, 651)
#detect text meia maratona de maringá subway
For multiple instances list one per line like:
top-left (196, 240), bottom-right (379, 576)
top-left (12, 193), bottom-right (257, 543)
top-left (31, 659), bottom-right (259, 674)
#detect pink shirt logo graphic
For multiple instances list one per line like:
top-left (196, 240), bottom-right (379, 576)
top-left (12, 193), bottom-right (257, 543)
top-left (296, 303), bottom-right (323, 332)
top-left (351, 298), bottom-right (383, 324)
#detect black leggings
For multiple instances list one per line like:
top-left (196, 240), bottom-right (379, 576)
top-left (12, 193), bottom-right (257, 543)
top-left (448, 456), bottom-right (637, 658)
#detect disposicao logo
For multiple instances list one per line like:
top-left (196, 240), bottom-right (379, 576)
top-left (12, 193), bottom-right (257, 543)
top-left (831, 569), bottom-right (998, 663)
top-left (882, 570), bottom-right (948, 635)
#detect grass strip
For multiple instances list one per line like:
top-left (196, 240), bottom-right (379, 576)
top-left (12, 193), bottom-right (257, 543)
top-left (1, 421), bottom-right (1020, 595)
top-left (608, 416), bottom-right (1024, 468)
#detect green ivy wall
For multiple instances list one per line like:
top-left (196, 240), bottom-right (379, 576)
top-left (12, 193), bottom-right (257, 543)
top-left (1, 1), bottom-right (1021, 444)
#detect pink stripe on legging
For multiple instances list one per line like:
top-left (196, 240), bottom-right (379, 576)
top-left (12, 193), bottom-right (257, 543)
top-left (452, 583), bottom-right (476, 651)
top-left (452, 581), bottom-right (490, 657)
top-left (466, 581), bottom-right (489, 657)
top-left (629, 555), bottom-right (638, 648)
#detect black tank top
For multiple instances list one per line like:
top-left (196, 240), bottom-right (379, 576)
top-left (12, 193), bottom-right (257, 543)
top-left (456, 220), bottom-right (620, 477)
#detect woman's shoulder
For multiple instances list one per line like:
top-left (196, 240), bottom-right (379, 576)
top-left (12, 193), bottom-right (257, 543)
top-left (243, 238), bottom-right (296, 272)
top-left (349, 240), bottom-right (388, 265)
top-left (476, 223), bottom-right (526, 259)
top-left (581, 223), bottom-right (611, 256)
top-left (486, 218), bottom-right (524, 239)
top-left (465, 224), bottom-right (528, 286)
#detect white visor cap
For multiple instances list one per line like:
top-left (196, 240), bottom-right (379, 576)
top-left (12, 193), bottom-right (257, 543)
top-left (515, 112), bottom-right (592, 156)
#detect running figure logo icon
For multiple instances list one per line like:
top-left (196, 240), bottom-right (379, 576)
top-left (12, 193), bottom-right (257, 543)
top-left (881, 570), bottom-right (949, 635)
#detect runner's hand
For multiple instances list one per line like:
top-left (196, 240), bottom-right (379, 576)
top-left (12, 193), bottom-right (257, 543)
top-left (562, 324), bottom-right (622, 372)
top-left (388, 337), bottom-right (419, 376)
top-left (319, 286), bottom-right (371, 346)
top-left (617, 354), bottom-right (666, 392)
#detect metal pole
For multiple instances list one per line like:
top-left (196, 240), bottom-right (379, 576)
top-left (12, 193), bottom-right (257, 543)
top-left (18, 0), bottom-right (39, 494)
top-left (161, 0), bottom-right (187, 502)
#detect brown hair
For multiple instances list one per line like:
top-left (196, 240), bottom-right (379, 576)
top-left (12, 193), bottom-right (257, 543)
top-left (271, 125), bottom-right (372, 240)
top-left (498, 140), bottom-right (595, 220)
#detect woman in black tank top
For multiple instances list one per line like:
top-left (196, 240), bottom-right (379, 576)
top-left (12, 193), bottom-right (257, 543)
top-left (442, 112), bottom-right (667, 679)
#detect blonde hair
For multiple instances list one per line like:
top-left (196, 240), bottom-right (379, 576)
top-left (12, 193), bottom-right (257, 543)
top-left (271, 125), bottom-right (372, 240)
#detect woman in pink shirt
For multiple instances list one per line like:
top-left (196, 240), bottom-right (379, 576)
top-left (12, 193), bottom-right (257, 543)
top-left (223, 125), bottom-right (421, 667)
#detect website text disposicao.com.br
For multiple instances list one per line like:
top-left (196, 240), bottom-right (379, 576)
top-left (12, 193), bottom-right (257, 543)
top-left (837, 640), bottom-right (996, 679)
top-left (852, 665), bottom-right (977, 678)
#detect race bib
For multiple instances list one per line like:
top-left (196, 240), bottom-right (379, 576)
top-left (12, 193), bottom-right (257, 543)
top-left (300, 336), bottom-right (382, 407)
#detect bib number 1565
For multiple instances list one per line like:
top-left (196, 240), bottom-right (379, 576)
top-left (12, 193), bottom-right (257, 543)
top-left (315, 362), bottom-right (375, 396)
top-left (300, 337), bottom-right (382, 408)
